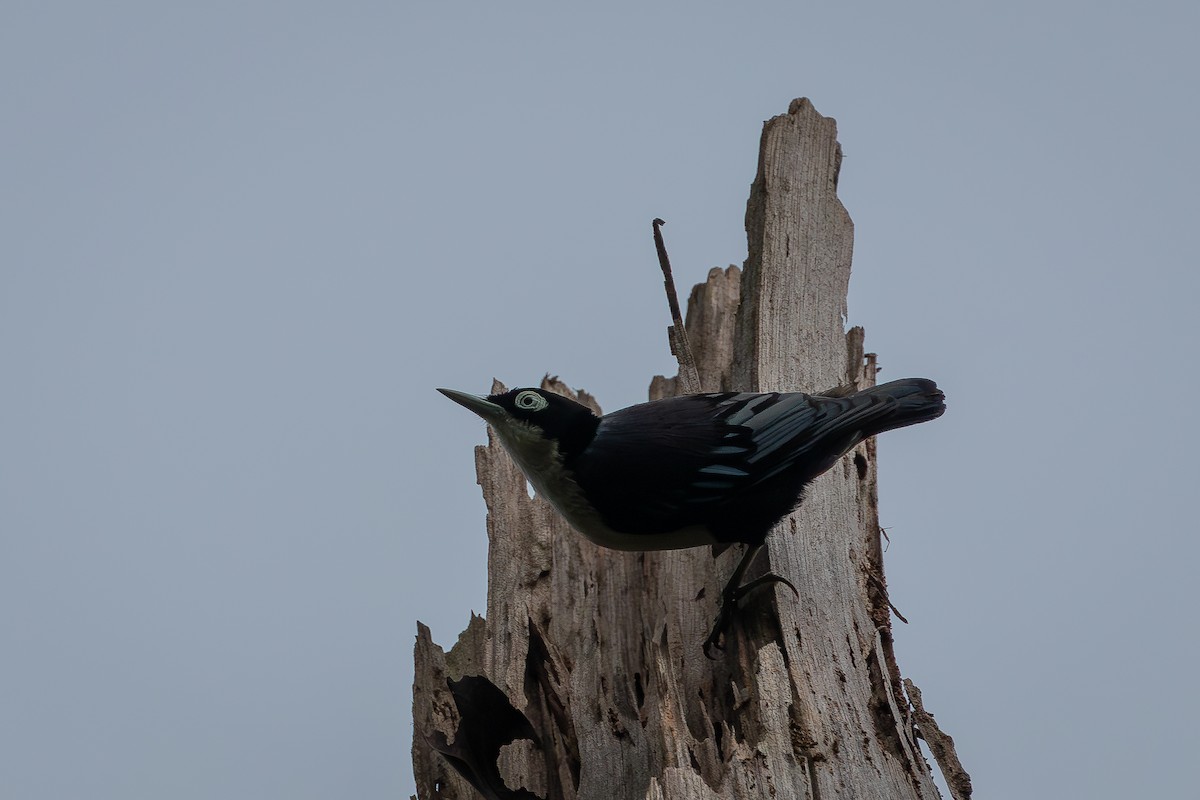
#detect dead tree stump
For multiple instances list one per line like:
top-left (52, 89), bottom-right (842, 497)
top-left (412, 97), bottom-right (968, 800)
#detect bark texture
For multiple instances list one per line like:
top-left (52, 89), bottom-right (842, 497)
top-left (412, 98), bottom-right (964, 800)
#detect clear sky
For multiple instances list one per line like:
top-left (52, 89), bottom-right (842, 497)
top-left (3, 2), bottom-right (1197, 798)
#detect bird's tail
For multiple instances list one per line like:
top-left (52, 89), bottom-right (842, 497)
top-left (855, 378), bottom-right (946, 437)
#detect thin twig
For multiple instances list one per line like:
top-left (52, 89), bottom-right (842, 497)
top-left (652, 218), bottom-right (701, 393)
top-left (868, 571), bottom-right (909, 624)
top-left (653, 218), bottom-right (686, 330)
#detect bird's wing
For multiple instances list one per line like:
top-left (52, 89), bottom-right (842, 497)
top-left (569, 393), bottom-right (750, 533)
top-left (725, 390), bottom-right (894, 481)
top-left (571, 391), bottom-right (892, 534)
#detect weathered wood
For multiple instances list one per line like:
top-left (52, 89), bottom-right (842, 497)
top-left (412, 98), bottom-right (965, 800)
top-left (649, 265), bottom-right (741, 400)
top-left (905, 679), bottom-right (973, 800)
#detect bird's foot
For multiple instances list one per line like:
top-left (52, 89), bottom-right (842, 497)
top-left (702, 571), bottom-right (799, 659)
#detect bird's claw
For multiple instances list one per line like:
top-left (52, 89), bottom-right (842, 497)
top-left (703, 570), bottom-right (797, 659)
top-left (702, 606), bottom-right (732, 659)
top-left (734, 572), bottom-right (799, 601)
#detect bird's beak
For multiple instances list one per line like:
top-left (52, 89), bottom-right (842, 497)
top-left (437, 388), bottom-right (506, 422)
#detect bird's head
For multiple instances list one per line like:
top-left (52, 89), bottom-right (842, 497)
top-left (437, 387), bottom-right (599, 462)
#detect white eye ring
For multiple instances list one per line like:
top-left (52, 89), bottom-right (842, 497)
top-left (514, 391), bottom-right (548, 412)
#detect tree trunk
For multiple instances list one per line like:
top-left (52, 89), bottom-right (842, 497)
top-left (412, 98), bottom-right (969, 800)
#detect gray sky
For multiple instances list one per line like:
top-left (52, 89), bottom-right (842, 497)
top-left (3, 2), bottom-right (1197, 798)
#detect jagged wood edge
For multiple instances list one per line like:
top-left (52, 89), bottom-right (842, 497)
top-left (412, 97), bottom-right (970, 800)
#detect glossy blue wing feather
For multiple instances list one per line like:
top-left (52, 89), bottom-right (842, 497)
top-left (567, 384), bottom-right (938, 538)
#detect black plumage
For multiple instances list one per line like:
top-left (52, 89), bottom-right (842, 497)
top-left (565, 380), bottom-right (944, 546)
top-left (438, 378), bottom-right (945, 655)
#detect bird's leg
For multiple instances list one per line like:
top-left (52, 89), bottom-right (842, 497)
top-left (703, 543), bottom-right (799, 659)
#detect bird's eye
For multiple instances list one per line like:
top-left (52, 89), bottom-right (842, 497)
top-left (514, 391), bottom-right (548, 412)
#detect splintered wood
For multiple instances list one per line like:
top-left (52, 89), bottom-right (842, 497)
top-left (412, 98), bottom-right (966, 800)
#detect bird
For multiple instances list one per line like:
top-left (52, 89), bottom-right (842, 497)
top-left (439, 378), bottom-right (945, 656)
